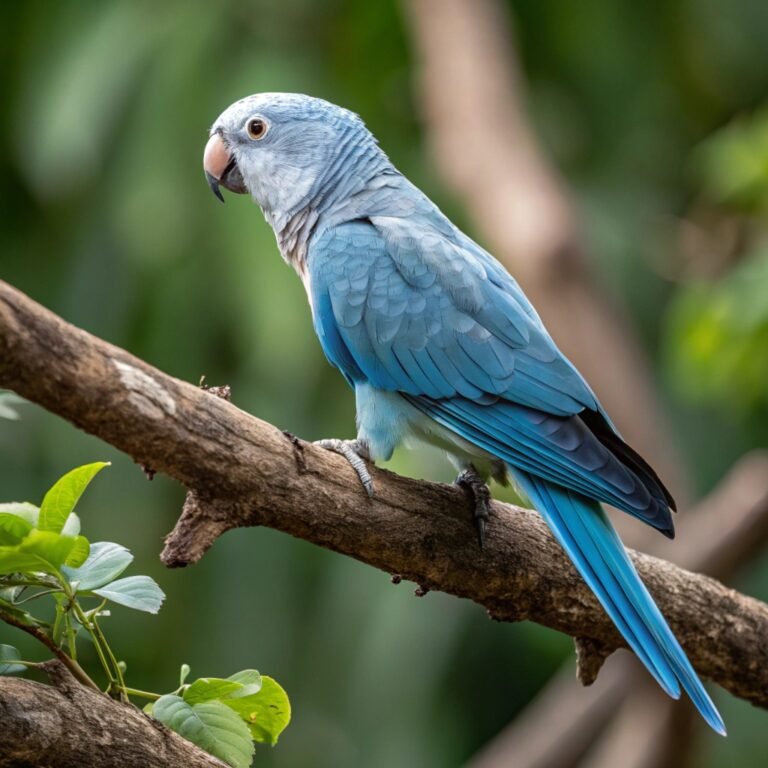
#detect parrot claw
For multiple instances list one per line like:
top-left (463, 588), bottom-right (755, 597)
top-left (456, 467), bottom-right (492, 550)
top-left (314, 438), bottom-right (374, 497)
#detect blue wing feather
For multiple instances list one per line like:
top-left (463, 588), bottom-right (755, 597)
top-left (406, 395), bottom-right (672, 531)
top-left (311, 219), bottom-right (596, 410)
top-left (313, 291), bottom-right (364, 387)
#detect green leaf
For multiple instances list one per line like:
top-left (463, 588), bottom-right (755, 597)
top-left (0, 530), bottom-right (83, 576)
top-left (184, 677), bottom-right (243, 705)
top-left (64, 541), bottom-right (133, 590)
top-left (222, 676), bottom-right (291, 745)
top-left (0, 644), bottom-right (25, 674)
top-left (64, 536), bottom-right (90, 568)
top-left (0, 504), bottom-right (83, 548)
top-left (226, 669), bottom-right (262, 697)
top-left (38, 462), bottom-right (110, 533)
top-left (153, 695), bottom-right (254, 768)
top-left (93, 575), bottom-right (165, 613)
top-left (0, 503), bottom-right (39, 527)
top-left (0, 513), bottom-right (33, 546)
top-left (179, 663), bottom-right (191, 687)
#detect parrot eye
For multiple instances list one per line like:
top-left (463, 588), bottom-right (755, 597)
top-left (246, 117), bottom-right (269, 140)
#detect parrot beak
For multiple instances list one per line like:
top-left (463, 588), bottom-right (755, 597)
top-left (203, 133), bottom-right (246, 202)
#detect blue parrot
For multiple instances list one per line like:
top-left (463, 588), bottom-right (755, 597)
top-left (203, 93), bottom-right (725, 735)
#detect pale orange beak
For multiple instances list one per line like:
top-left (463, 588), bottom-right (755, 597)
top-left (203, 133), bottom-right (245, 202)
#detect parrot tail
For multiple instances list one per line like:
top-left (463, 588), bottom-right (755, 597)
top-left (513, 470), bottom-right (726, 736)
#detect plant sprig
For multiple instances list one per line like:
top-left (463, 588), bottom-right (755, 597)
top-left (0, 463), bottom-right (290, 767)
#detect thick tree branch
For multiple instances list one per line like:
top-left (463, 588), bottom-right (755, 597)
top-left (1, 280), bottom-right (767, 710)
top-left (0, 661), bottom-right (225, 767)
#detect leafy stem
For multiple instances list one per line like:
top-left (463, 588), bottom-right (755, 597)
top-left (123, 686), bottom-right (161, 701)
top-left (91, 612), bottom-right (128, 699)
top-left (4, 659), bottom-right (41, 669)
top-left (9, 588), bottom-right (61, 605)
top-left (68, 597), bottom-right (121, 695)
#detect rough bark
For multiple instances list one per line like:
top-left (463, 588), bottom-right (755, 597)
top-left (1, 280), bottom-right (767, 710)
top-left (0, 662), bottom-right (224, 768)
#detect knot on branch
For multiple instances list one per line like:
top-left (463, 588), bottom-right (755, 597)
top-left (574, 636), bottom-right (614, 686)
top-left (161, 491), bottom-right (241, 568)
top-left (39, 660), bottom-right (85, 697)
top-left (199, 377), bottom-right (232, 402)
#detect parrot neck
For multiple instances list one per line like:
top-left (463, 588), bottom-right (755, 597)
top-left (269, 136), bottom-right (396, 273)
top-left (272, 207), bottom-right (321, 272)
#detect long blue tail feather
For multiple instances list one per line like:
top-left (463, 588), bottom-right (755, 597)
top-left (513, 470), bottom-right (726, 736)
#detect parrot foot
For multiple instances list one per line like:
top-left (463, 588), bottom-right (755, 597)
top-left (314, 438), bottom-right (374, 497)
top-left (456, 467), bottom-right (492, 550)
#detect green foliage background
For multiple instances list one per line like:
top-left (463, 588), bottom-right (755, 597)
top-left (1, 1), bottom-right (767, 765)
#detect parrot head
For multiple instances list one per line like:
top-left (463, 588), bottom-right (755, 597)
top-left (204, 93), bottom-right (383, 220)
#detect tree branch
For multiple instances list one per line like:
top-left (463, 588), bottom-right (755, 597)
top-left (0, 661), bottom-right (225, 767)
top-left (1, 279), bottom-right (767, 709)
